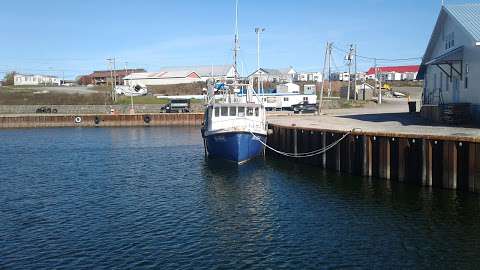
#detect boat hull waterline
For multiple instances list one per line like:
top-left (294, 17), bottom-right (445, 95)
top-left (205, 132), bottom-right (266, 164)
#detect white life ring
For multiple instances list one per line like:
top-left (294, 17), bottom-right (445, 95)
top-left (74, 116), bottom-right (82, 124)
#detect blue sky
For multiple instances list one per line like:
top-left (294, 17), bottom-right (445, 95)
top-left (0, 0), bottom-right (477, 79)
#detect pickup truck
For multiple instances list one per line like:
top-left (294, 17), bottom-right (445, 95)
top-left (292, 102), bottom-right (318, 114)
top-left (162, 99), bottom-right (191, 113)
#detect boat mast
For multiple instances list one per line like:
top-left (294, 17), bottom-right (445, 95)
top-left (233, 0), bottom-right (240, 97)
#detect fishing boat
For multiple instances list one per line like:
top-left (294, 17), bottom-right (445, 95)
top-left (201, 0), bottom-right (267, 164)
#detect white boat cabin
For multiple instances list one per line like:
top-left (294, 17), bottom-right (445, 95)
top-left (205, 103), bottom-right (267, 135)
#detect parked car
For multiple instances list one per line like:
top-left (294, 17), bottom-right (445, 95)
top-left (292, 102), bottom-right (318, 114)
top-left (36, 106), bottom-right (58, 114)
top-left (162, 99), bottom-right (191, 113)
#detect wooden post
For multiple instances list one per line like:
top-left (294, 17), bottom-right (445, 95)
top-left (398, 138), bottom-right (408, 182)
top-left (335, 134), bottom-right (341, 172)
top-left (423, 140), bottom-right (433, 187)
top-left (293, 129), bottom-right (298, 156)
top-left (321, 132), bottom-right (327, 169)
top-left (443, 141), bottom-right (458, 190)
top-left (469, 143), bottom-right (476, 192)
top-left (362, 135), bottom-right (372, 177)
top-left (347, 136), bottom-right (354, 174)
top-left (469, 143), bottom-right (480, 193)
top-left (476, 144), bottom-right (480, 193)
top-left (379, 137), bottom-right (391, 180)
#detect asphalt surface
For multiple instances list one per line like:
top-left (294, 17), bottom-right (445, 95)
top-left (268, 98), bottom-right (480, 141)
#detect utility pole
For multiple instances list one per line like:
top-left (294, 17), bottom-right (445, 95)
top-left (354, 44), bottom-right (357, 100)
top-left (328, 43), bottom-right (332, 97)
top-left (124, 62), bottom-right (135, 114)
top-left (346, 44), bottom-right (354, 101)
top-left (320, 42), bottom-right (329, 112)
top-left (113, 58), bottom-right (117, 88)
top-left (255, 27), bottom-right (265, 93)
top-left (374, 58), bottom-right (382, 104)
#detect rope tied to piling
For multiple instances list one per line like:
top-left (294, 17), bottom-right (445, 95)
top-left (250, 129), bottom-right (355, 158)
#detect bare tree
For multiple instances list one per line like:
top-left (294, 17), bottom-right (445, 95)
top-left (3, 71), bottom-right (17, 86)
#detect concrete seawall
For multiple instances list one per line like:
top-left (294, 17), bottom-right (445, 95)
top-left (0, 104), bottom-right (203, 114)
top-left (267, 124), bottom-right (480, 193)
top-left (0, 113), bottom-right (203, 128)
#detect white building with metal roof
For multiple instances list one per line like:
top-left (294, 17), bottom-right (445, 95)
top-left (123, 70), bottom-right (202, 86)
top-left (14, 74), bottom-right (60, 86)
top-left (124, 65), bottom-right (235, 86)
top-left (418, 3), bottom-right (480, 122)
top-left (248, 67), bottom-right (297, 83)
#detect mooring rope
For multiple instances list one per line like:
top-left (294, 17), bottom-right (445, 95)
top-left (250, 129), bottom-right (354, 158)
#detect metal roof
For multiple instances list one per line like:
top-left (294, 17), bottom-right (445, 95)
top-left (250, 67), bottom-right (295, 77)
top-left (445, 3), bottom-right (480, 41)
top-left (157, 65), bottom-right (233, 77)
top-left (417, 4), bottom-right (480, 80)
top-left (124, 70), bottom-right (200, 80)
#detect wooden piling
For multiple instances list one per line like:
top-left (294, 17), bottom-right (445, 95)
top-left (457, 142), bottom-right (469, 191)
top-left (398, 138), bottom-right (408, 182)
top-left (321, 132), bottom-right (327, 169)
top-left (422, 139), bottom-right (433, 187)
top-left (378, 137), bottom-right (391, 180)
top-left (266, 124), bottom-right (480, 193)
top-left (442, 141), bottom-right (457, 190)
top-left (362, 135), bottom-right (372, 177)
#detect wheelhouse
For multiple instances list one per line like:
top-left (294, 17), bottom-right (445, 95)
top-left (204, 103), bottom-right (266, 135)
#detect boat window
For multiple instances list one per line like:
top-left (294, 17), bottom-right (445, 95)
top-left (229, 107), bottom-right (237, 116)
top-left (238, 107), bottom-right (245, 117)
top-left (221, 107), bottom-right (228, 117)
top-left (247, 108), bottom-right (254, 116)
top-left (214, 107), bottom-right (220, 117)
top-left (255, 108), bottom-right (259, 117)
top-left (284, 97), bottom-right (289, 101)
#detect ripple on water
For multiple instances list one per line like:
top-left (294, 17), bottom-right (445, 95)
top-left (1, 127), bottom-right (480, 269)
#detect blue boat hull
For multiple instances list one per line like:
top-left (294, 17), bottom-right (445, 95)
top-left (205, 132), bottom-right (266, 164)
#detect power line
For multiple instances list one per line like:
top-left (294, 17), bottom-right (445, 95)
top-left (332, 45), bottom-right (422, 62)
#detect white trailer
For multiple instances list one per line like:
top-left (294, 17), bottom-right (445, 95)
top-left (239, 93), bottom-right (317, 111)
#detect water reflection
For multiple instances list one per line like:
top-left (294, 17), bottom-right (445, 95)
top-left (1, 127), bottom-right (480, 269)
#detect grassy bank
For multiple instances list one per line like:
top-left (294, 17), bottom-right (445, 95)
top-left (0, 89), bottom-right (110, 105)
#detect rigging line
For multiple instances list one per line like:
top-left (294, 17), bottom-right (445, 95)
top-left (331, 45), bottom-right (422, 62)
top-left (249, 130), bottom-right (353, 158)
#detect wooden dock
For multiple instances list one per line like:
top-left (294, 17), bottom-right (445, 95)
top-left (0, 113), bottom-right (204, 128)
top-left (267, 115), bottom-right (480, 193)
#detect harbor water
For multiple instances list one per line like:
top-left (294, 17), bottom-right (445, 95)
top-left (2, 127), bottom-right (480, 269)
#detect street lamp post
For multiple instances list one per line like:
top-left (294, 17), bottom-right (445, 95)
top-left (106, 58), bottom-right (117, 102)
top-left (255, 27), bottom-right (265, 93)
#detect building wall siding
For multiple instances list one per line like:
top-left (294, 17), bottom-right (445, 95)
top-left (424, 14), bottom-right (479, 106)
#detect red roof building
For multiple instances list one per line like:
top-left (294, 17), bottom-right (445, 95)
top-left (366, 65), bottom-right (420, 76)
top-left (366, 65), bottom-right (420, 81)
